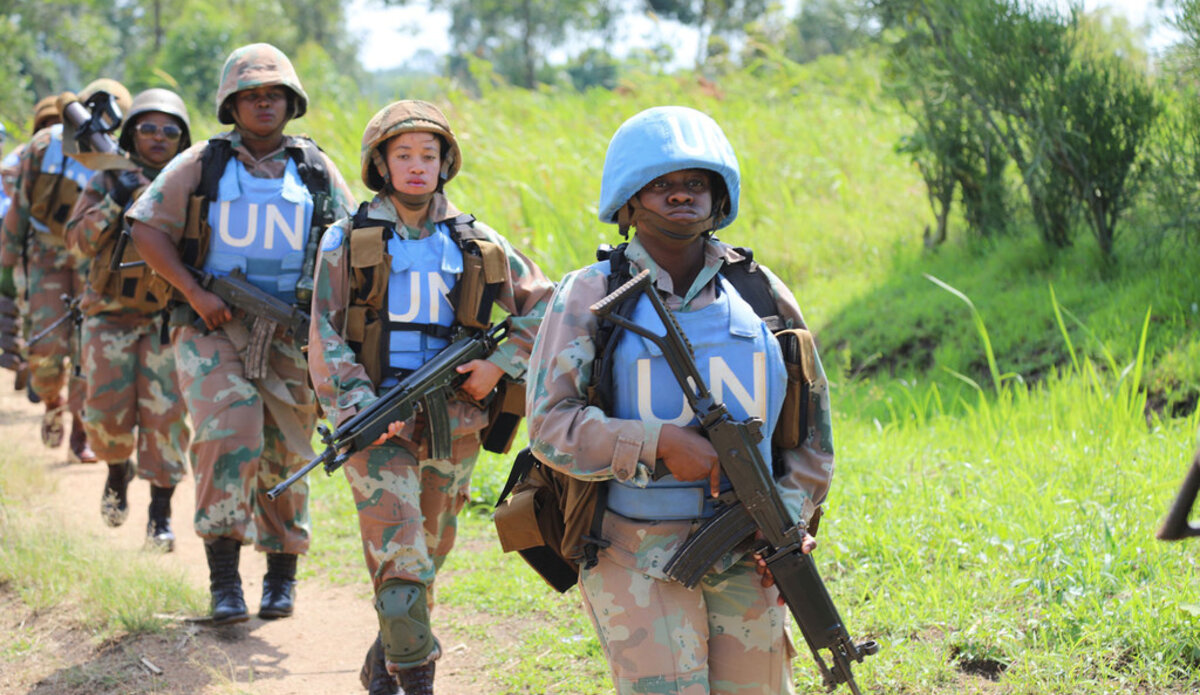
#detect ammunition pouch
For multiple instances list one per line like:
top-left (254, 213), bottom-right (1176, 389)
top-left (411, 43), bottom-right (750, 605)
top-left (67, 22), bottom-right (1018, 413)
top-left (453, 238), bottom-right (506, 330)
top-left (480, 378), bottom-right (524, 454)
top-left (493, 447), bottom-right (606, 593)
top-left (773, 328), bottom-right (818, 450)
top-left (375, 578), bottom-right (439, 669)
top-left (91, 223), bottom-right (168, 315)
top-left (29, 172), bottom-right (81, 237)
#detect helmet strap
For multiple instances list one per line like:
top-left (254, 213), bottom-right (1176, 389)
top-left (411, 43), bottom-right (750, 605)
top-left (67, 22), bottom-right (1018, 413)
top-left (391, 190), bottom-right (435, 211)
top-left (627, 198), bottom-right (716, 242)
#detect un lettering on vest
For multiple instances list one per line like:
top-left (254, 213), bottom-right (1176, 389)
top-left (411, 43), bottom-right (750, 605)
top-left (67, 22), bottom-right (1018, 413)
top-left (634, 351), bottom-right (767, 427)
top-left (214, 201), bottom-right (306, 253)
top-left (388, 271), bottom-right (454, 324)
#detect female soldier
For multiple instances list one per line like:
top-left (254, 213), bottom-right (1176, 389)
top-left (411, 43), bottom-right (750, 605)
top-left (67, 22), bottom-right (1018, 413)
top-left (127, 44), bottom-right (355, 624)
top-left (308, 100), bottom-right (553, 694)
top-left (65, 88), bottom-right (193, 548)
top-left (525, 106), bottom-right (835, 695)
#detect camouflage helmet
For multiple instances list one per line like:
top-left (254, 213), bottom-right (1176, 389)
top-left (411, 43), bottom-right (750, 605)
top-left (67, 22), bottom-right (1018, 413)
top-left (119, 88), bottom-right (192, 153)
top-left (32, 96), bottom-right (61, 134)
top-left (78, 78), bottom-right (134, 116)
top-left (360, 100), bottom-right (462, 192)
top-left (215, 43), bottom-right (308, 125)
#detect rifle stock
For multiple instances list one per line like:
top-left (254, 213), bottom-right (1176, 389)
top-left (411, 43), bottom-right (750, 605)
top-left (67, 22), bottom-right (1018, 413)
top-left (591, 269), bottom-right (877, 693)
top-left (266, 322), bottom-right (509, 500)
top-left (1157, 452), bottom-right (1200, 541)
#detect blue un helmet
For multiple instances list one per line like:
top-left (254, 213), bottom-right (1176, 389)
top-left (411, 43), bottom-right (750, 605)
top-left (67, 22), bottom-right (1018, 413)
top-left (598, 105), bottom-right (740, 235)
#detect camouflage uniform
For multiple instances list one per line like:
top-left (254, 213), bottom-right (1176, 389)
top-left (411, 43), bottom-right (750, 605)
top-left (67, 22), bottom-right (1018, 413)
top-left (526, 106), bottom-right (836, 695)
top-left (311, 192), bottom-right (552, 589)
top-left (0, 124), bottom-right (89, 421)
top-left (127, 128), bottom-right (354, 549)
top-left (66, 166), bottom-right (190, 487)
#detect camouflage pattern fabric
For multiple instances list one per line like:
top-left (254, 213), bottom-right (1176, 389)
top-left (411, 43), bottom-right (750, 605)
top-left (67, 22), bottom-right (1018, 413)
top-left (308, 192), bottom-right (553, 594)
top-left (214, 43), bottom-right (308, 124)
top-left (67, 162), bottom-right (190, 483)
top-left (174, 323), bottom-right (313, 551)
top-left (126, 131), bottom-right (355, 550)
top-left (79, 312), bottom-right (189, 485)
top-left (580, 556), bottom-right (797, 695)
top-left (525, 235), bottom-right (835, 693)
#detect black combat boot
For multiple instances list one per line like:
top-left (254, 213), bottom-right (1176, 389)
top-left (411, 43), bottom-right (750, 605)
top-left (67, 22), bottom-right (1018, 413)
top-left (204, 537), bottom-right (249, 625)
top-left (100, 460), bottom-right (135, 527)
top-left (360, 633), bottom-right (400, 695)
top-left (146, 485), bottom-right (175, 552)
top-left (259, 552), bottom-right (298, 619)
top-left (395, 661), bottom-right (435, 695)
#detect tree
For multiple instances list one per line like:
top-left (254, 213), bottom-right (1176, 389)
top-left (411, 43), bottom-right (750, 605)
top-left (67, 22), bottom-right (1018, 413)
top-left (785, 0), bottom-right (871, 64)
top-left (645, 0), bottom-right (769, 67)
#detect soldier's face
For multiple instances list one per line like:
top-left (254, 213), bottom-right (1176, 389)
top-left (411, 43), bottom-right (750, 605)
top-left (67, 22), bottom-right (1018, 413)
top-left (233, 86), bottom-right (289, 137)
top-left (384, 132), bottom-right (442, 195)
top-left (636, 169), bottom-right (713, 225)
top-left (132, 112), bottom-right (183, 168)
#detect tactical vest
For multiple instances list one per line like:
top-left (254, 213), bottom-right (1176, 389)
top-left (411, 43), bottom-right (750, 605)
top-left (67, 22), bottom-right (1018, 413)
top-left (171, 136), bottom-right (336, 305)
top-left (87, 173), bottom-right (166, 314)
top-left (344, 202), bottom-right (509, 389)
top-left (29, 125), bottom-right (94, 237)
top-left (604, 275), bottom-right (787, 522)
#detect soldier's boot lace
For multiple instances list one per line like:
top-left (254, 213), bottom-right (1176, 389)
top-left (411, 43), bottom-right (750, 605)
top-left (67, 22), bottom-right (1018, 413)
top-left (360, 633), bottom-right (401, 695)
top-left (205, 537), bottom-right (249, 625)
top-left (145, 485), bottom-right (175, 552)
top-left (259, 552), bottom-right (298, 619)
top-left (100, 460), bottom-right (135, 527)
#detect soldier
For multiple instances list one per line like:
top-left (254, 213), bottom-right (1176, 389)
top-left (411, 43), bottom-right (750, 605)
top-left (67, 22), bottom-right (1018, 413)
top-left (0, 96), bottom-right (62, 396)
top-left (0, 81), bottom-right (130, 464)
top-left (65, 88), bottom-right (194, 548)
top-left (127, 44), bottom-right (355, 624)
top-left (307, 100), bottom-right (553, 694)
top-left (525, 106), bottom-right (835, 695)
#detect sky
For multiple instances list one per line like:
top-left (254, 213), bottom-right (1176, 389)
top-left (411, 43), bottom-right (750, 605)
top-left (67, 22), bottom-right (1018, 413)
top-left (346, 0), bottom-right (1182, 74)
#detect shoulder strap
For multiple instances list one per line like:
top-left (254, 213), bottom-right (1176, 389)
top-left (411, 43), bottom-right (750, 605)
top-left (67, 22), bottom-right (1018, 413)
top-left (197, 139), bottom-right (234, 202)
top-left (285, 137), bottom-right (331, 195)
top-left (722, 246), bottom-right (784, 333)
top-left (587, 242), bottom-right (636, 413)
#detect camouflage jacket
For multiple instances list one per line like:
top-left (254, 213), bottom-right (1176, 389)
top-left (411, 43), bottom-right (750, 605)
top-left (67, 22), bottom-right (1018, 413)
top-left (125, 130), bottom-right (355, 248)
top-left (525, 235), bottom-right (835, 577)
top-left (1, 128), bottom-right (75, 270)
top-left (65, 159), bottom-right (160, 316)
top-left (308, 193), bottom-right (554, 456)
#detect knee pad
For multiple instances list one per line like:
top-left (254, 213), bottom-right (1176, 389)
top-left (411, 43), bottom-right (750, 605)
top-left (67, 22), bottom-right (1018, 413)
top-left (375, 578), bottom-right (439, 669)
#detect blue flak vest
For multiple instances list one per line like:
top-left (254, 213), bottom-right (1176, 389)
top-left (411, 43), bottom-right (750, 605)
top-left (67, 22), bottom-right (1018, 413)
top-left (606, 273), bottom-right (787, 522)
top-left (204, 156), bottom-right (313, 303)
top-left (33, 125), bottom-right (95, 234)
top-left (380, 224), bottom-right (464, 389)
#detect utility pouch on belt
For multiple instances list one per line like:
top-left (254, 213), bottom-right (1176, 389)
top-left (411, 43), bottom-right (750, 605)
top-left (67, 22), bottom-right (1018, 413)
top-left (494, 447), bottom-right (606, 593)
top-left (480, 378), bottom-right (524, 454)
top-left (773, 327), bottom-right (818, 450)
top-left (454, 238), bottom-right (506, 330)
top-left (30, 174), bottom-right (80, 237)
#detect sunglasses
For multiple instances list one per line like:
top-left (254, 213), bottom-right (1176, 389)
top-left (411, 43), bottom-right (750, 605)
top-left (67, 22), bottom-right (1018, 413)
top-left (135, 122), bottom-right (183, 141)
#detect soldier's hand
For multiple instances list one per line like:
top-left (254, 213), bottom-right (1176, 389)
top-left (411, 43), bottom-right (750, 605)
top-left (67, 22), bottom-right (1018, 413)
top-left (455, 358), bottom-right (504, 401)
top-left (754, 532), bottom-right (817, 604)
top-left (372, 419), bottom-right (404, 446)
top-left (187, 288), bottom-right (232, 330)
top-left (657, 424), bottom-right (721, 497)
top-left (109, 170), bottom-right (142, 208)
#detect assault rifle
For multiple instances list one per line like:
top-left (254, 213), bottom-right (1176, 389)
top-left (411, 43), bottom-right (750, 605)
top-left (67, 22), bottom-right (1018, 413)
top-left (590, 270), bottom-right (878, 694)
top-left (1157, 450), bottom-right (1200, 541)
top-left (59, 89), bottom-right (135, 172)
top-left (120, 261), bottom-right (310, 344)
top-left (27, 294), bottom-right (81, 347)
top-left (266, 321), bottom-right (509, 500)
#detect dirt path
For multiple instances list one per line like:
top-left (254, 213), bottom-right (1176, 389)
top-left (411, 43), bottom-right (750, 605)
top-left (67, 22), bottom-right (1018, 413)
top-left (0, 369), bottom-right (505, 695)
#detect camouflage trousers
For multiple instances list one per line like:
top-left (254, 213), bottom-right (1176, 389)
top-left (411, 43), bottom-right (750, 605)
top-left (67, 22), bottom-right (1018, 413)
top-left (80, 311), bottom-right (190, 486)
top-left (172, 321), bottom-right (314, 553)
top-left (23, 261), bottom-right (84, 408)
top-left (579, 555), bottom-right (797, 695)
top-left (342, 432), bottom-right (480, 596)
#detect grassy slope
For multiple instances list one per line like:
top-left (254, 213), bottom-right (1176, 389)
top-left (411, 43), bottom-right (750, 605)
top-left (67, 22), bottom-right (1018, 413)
top-left (6, 49), bottom-right (1200, 693)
